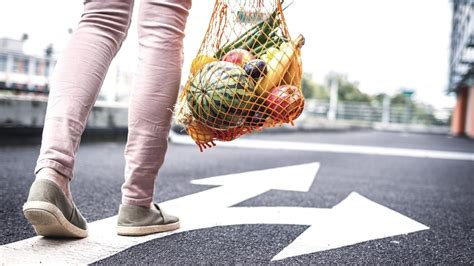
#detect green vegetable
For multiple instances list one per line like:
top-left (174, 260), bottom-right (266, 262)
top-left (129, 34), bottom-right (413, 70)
top-left (215, 21), bottom-right (263, 59)
top-left (240, 10), bottom-right (279, 53)
top-left (214, 0), bottom-right (290, 59)
top-left (253, 30), bottom-right (284, 57)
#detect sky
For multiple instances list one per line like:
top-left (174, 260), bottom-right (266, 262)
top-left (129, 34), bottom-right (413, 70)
top-left (0, 0), bottom-right (455, 108)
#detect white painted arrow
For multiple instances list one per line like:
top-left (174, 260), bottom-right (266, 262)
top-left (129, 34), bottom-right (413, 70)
top-left (161, 162), bottom-right (319, 212)
top-left (0, 162), bottom-right (429, 264)
top-left (271, 192), bottom-right (429, 261)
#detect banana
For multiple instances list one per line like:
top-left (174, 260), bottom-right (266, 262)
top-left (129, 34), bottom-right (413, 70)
top-left (255, 34), bottom-right (305, 97)
top-left (282, 48), bottom-right (302, 86)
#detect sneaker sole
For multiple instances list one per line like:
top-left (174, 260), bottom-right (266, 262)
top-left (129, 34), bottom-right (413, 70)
top-left (23, 201), bottom-right (88, 238)
top-left (116, 221), bottom-right (180, 236)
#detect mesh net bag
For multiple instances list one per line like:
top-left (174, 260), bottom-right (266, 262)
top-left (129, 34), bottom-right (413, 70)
top-left (176, 0), bottom-right (305, 151)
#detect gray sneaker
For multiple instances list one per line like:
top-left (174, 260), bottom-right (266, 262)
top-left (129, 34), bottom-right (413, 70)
top-left (117, 203), bottom-right (180, 236)
top-left (22, 179), bottom-right (88, 238)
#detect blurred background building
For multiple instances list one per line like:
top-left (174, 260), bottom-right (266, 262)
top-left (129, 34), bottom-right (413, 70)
top-left (0, 36), bottom-right (134, 102)
top-left (450, 0), bottom-right (474, 138)
top-left (0, 37), bottom-right (54, 94)
top-left (0, 37), bottom-right (132, 129)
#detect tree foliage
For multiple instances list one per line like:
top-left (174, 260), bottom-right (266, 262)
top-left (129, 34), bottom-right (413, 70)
top-left (301, 73), bottom-right (329, 100)
top-left (390, 92), bottom-right (411, 105)
top-left (325, 72), bottom-right (371, 102)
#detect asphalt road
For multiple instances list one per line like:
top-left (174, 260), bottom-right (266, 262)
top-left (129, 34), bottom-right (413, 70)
top-left (0, 130), bottom-right (473, 264)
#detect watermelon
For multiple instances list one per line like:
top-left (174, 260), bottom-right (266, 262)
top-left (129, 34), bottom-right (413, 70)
top-left (187, 61), bottom-right (255, 130)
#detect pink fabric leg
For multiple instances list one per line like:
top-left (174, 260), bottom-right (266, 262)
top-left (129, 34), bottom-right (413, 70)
top-left (121, 0), bottom-right (192, 206)
top-left (34, 0), bottom-right (134, 179)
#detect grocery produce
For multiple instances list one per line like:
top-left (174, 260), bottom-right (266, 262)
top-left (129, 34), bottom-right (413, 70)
top-left (222, 49), bottom-right (255, 66)
top-left (245, 110), bottom-right (269, 128)
top-left (175, 89), bottom-right (193, 127)
top-left (190, 55), bottom-right (217, 75)
top-left (253, 36), bottom-right (284, 58)
top-left (243, 59), bottom-right (267, 80)
top-left (265, 85), bottom-right (304, 123)
top-left (282, 47), bottom-right (302, 86)
top-left (187, 121), bottom-right (216, 152)
top-left (188, 121), bottom-right (215, 143)
top-left (175, 0), bottom-right (305, 151)
top-left (214, 7), bottom-right (281, 59)
top-left (187, 61), bottom-right (255, 129)
top-left (263, 47), bottom-right (280, 61)
top-left (215, 127), bottom-right (250, 142)
top-left (255, 35), bottom-right (305, 96)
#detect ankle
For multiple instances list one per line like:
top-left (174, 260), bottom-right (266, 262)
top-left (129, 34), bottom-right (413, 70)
top-left (36, 168), bottom-right (72, 200)
top-left (36, 167), bottom-right (68, 183)
top-left (121, 201), bottom-right (153, 209)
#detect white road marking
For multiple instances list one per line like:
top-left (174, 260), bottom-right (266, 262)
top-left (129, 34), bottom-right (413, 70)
top-left (0, 163), bottom-right (429, 264)
top-left (272, 192), bottom-right (428, 261)
top-left (169, 132), bottom-right (474, 161)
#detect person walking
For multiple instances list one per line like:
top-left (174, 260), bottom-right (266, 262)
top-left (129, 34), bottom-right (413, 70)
top-left (22, 0), bottom-right (192, 238)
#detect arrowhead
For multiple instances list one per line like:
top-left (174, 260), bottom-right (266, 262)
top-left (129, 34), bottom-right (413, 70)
top-left (272, 192), bottom-right (429, 261)
top-left (191, 162), bottom-right (320, 192)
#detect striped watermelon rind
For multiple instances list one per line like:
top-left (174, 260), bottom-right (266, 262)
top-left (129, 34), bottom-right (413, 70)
top-left (187, 61), bottom-right (255, 130)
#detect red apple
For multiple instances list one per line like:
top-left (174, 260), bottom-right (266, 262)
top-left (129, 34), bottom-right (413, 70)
top-left (265, 85), bottom-right (304, 123)
top-left (222, 49), bottom-right (255, 66)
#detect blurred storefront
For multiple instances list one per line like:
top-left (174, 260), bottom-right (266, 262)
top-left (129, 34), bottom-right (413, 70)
top-left (450, 0), bottom-right (474, 138)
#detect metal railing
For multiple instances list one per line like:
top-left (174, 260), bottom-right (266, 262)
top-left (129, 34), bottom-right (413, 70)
top-left (304, 99), bottom-right (452, 126)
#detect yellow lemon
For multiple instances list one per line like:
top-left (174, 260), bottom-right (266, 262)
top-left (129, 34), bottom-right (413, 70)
top-left (190, 55), bottom-right (217, 75)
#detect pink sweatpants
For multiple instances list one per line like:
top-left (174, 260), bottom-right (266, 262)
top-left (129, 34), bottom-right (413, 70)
top-left (34, 0), bottom-right (192, 206)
